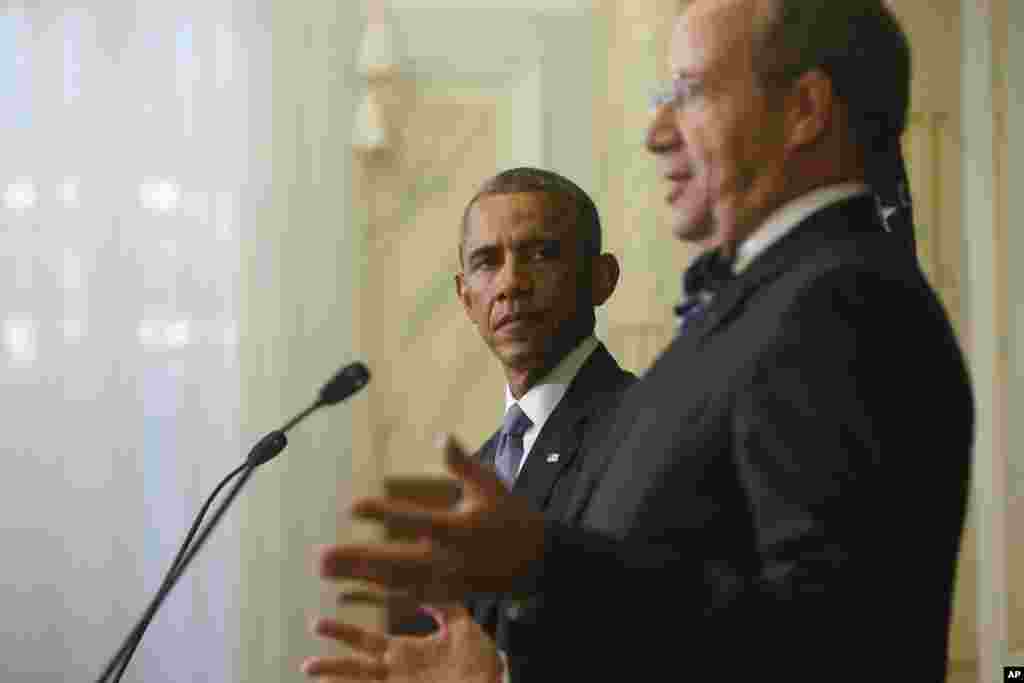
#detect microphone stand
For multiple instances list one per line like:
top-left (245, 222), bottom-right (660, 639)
top-left (96, 433), bottom-right (282, 683)
top-left (106, 459), bottom-right (249, 683)
top-left (94, 362), bottom-right (369, 683)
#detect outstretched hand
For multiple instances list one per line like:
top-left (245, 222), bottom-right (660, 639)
top-left (301, 602), bottom-right (503, 683)
top-left (315, 435), bottom-right (547, 602)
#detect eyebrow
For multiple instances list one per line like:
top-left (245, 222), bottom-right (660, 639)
top-left (465, 244), bottom-right (497, 264)
top-left (464, 236), bottom-right (560, 264)
top-left (671, 68), bottom-right (702, 80)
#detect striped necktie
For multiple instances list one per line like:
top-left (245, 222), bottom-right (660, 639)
top-left (495, 403), bottom-right (532, 488)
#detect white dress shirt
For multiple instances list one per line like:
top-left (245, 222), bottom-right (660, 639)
top-left (502, 334), bottom-right (599, 478)
top-left (732, 182), bottom-right (871, 274)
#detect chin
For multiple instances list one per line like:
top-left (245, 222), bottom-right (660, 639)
top-left (671, 212), bottom-right (714, 243)
top-left (498, 344), bottom-right (544, 369)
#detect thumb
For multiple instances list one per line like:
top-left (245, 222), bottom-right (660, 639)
top-left (437, 433), bottom-right (508, 502)
top-left (418, 602), bottom-right (469, 639)
top-left (420, 601), bottom-right (470, 624)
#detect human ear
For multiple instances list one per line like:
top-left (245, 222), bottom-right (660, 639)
top-left (785, 68), bottom-right (833, 151)
top-left (590, 253), bottom-right (620, 307)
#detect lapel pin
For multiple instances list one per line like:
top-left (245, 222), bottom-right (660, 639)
top-left (547, 453), bottom-right (560, 463)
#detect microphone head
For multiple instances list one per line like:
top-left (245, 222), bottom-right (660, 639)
top-left (318, 362), bottom-right (370, 406)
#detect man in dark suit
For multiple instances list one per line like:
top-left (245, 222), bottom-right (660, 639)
top-left (303, 168), bottom-right (634, 680)
top-left (306, 2), bottom-right (974, 682)
top-left (450, 167), bottom-right (634, 677)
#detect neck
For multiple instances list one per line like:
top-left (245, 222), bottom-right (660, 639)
top-left (505, 331), bottom-right (589, 399)
top-left (507, 369), bottom-right (536, 400)
top-left (717, 168), bottom-right (865, 259)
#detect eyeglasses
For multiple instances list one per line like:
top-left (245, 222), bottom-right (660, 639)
top-left (649, 75), bottom-right (702, 111)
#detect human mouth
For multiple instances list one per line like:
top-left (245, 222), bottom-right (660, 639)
top-left (665, 172), bottom-right (693, 204)
top-left (495, 312), bottom-right (543, 332)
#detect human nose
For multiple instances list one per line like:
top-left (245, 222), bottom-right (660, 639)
top-left (495, 254), bottom-right (532, 299)
top-left (645, 102), bottom-right (682, 155)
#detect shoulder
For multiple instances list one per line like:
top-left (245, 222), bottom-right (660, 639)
top-left (584, 342), bottom-right (637, 388)
top-left (755, 232), bottom-right (969, 394)
top-left (574, 343), bottom-right (637, 411)
top-left (768, 227), bottom-right (939, 330)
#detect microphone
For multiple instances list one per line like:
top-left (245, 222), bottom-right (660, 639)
top-left (260, 362), bottom-right (372, 465)
top-left (95, 361), bottom-right (370, 683)
top-left (319, 361), bottom-right (370, 406)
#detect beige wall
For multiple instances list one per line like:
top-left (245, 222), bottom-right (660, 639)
top-left (237, 1), bottom-right (363, 680)
top-left (1002, 0), bottom-right (1024, 664)
top-left (597, 0), bottom-right (697, 371)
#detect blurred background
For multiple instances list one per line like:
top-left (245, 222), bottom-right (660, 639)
top-left (0, 1), bottom-right (1020, 681)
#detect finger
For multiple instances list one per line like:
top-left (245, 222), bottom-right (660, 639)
top-left (317, 541), bottom-right (435, 590)
top-left (310, 616), bottom-right (389, 656)
top-left (440, 433), bottom-right (508, 502)
top-left (423, 601), bottom-right (471, 623)
top-left (417, 601), bottom-right (474, 640)
top-left (300, 654), bottom-right (387, 680)
top-left (337, 588), bottom-right (418, 610)
top-left (417, 604), bottom-right (450, 639)
top-left (350, 497), bottom-right (456, 542)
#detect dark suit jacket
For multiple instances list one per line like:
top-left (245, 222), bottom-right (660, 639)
top-left (468, 341), bottom-right (634, 678)
top-left (520, 196), bottom-right (973, 682)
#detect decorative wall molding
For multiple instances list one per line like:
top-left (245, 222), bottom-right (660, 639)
top-left (352, 1), bottom-right (401, 154)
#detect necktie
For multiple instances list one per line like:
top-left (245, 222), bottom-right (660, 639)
top-left (495, 403), bottom-right (532, 488)
top-left (673, 249), bottom-right (734, 334)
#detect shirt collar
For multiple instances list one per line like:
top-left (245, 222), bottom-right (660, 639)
top-left (504, 335), bottom-right (599, 435)
top-left (733, 182), bottom-right (871, 274)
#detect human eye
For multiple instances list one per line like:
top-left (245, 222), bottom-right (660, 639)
top-left (532, 240), bottom-right (561, 261)
top-left (469, 250), bottom-right (498, 272)
top-left (672, 77), bottom-right (702, 109)
top-left (650, 76), bottom-right (702, 112)
top-left (649, 80), bottom-right (678, 110)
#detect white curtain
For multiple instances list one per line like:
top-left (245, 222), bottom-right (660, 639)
top-left (1, 1), bottom-right (271, 680)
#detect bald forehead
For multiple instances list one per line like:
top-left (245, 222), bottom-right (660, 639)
top-left (674, 0), bottom-right (774, 71)
top-left (683, 0), bottom-right (773, 26)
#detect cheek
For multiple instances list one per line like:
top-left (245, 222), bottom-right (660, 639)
top-left (677, 105), bottom-right (712, 151)
top-left (548, 271), bottom-right (586, 314)
top-left (463, 282), bottom-right (493, 324)
top-left (688, 114), bottom-right (750, 194)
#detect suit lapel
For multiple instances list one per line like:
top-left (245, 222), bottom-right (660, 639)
top-left (513, 344), bottom-right (626, 510)
top-left (513, 412), bottom-right (581, 508)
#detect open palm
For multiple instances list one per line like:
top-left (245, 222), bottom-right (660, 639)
top-left (301, 603), bottom-right (503, 683)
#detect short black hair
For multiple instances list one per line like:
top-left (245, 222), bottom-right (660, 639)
top-left (458, 167), bottom-right (602, 268)
top-left (753, 0), bottom-right (911, 149)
